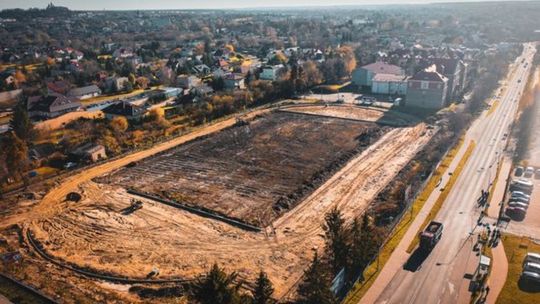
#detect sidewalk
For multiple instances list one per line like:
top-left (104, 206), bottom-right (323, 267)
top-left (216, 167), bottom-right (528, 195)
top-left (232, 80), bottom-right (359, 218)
top-left (487, 243), bottom-right (509, 304)
top-left (360, 136), bottom-right (470, 303)
top-left (487, 156), bottom-right (513, 218)
top-left (486, 155), bottom-right (511, 303)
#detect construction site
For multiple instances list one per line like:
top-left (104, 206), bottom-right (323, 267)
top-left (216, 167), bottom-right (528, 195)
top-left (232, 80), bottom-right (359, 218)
top-left (1, 103), bottom-right (434, 302)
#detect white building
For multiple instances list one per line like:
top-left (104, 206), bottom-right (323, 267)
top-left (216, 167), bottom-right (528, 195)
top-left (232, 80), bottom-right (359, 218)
top-left (371, 74), bottom-right (408, 95)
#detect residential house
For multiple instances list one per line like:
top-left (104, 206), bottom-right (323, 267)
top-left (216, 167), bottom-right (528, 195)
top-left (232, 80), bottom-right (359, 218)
top-left (432, 58), bottom-right (464, 103)
top-left (352, 62), bottom-right (404, 87)
top-left (0, 89), bottom-right (22, 104)
top-left (223, 74), bottom-right (245, 90)
top-left (102, 101), bottom-right (147, 121)
top-left (28, 94), bottom-right (82, 118)
top-left (260, 65), bottom-right (284, 81)
top-left (192, 64), bottom-right (211, 76)
top-left (70, 143), bottom-right (107, 163)
top-left (371, 74), bottom-right (408, 95)
top-left (177, 75), bottom-right (201, 90)
top-left (406, 65), bottom-right (448, 109)
top-left (105, 76), bottom-right (129, 92)
top-left (67, 85), bottom-right (102, 100)
top-left (46, 80), bottom-right (71, 95)
top-left (112, 48), bottom-right (135, 59)
top-left (191, 84), bottom-right (214, 98)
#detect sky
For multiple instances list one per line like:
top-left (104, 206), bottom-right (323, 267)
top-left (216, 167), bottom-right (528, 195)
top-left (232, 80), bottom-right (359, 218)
top-left (0, 0), bottom-right (528, 10)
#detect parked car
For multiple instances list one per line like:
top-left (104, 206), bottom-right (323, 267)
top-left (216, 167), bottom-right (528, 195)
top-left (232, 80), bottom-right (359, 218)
top-left (535, 169), bottom-right (540, 180)
top-left (510, 179), bottom-right (534, 194)
top-left (506, 206), bottom-right (527, 218)
top-left (511, 191), bottom-right (531, 200)
top-left (515, 166), bottom-right (524, 177)
top-left (524, 167), bottom-right (535, 178)
top-left (522, 271), bottom-right (540, 283)
top-left (510, 196), bottom-right (530, 204)
top-left (523, 252), bottom-right (540, 267)
top-left (509, 201), bottom-right (529, 209)
top-left (524, 262), bottom-right (540, 274)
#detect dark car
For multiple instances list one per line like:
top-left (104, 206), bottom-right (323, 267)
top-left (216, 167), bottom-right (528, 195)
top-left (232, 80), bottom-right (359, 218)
top-left (515, 166), bottom-right (524, 177)
top-left (506, 206), bottom-right (527, 219)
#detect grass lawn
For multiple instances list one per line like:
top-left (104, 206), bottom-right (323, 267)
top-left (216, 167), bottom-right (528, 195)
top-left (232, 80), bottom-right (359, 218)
top-left (406, 140), bottom-right (476, 253)
top-left (342, 136), bottom-right (468, 304)
top-left (497, 234), bottom-right (540, 303)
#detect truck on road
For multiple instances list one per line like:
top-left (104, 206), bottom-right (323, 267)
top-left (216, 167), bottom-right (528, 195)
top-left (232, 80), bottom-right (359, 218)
top-left (419, 221), bottom-right (444, 251)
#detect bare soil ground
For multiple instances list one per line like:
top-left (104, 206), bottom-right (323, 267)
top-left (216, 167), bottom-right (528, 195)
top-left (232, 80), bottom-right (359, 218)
top-left (1, 104), bottom-right (433, 302)
top-left (97, 111), bottom-right (386, 226)
top-left (280, 104), bottom-right (420, 126)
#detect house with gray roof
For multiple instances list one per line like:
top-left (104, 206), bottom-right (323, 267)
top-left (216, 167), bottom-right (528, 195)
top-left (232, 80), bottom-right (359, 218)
top-left (67, 85), bottom-right (102, 100)
top-left (352, 62), bottom-right (404, 88)
top-left (28, 94), bottom-right (82, 119)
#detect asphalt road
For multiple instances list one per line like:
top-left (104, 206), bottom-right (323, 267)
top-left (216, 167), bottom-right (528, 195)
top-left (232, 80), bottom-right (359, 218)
top-left (373, 43), bottom-right (537, 304)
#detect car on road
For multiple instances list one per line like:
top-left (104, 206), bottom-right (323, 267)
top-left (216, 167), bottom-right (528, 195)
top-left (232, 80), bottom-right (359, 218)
top-left (511, 191), bottom-right (531, 200)
top-left (509, 201), bottom-right (529, 209)
top-left (515, 166), bottom-right (524, 177)
top-left (419, 221), bottom-right (443, 251)
top-left (524, 167), bottom-right (535, 178)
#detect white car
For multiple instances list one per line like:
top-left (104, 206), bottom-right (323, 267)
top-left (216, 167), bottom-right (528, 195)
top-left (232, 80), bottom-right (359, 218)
top-left (524, 252), bottom-right (540, 267)
top-left (524, 167), bottom-right (535, 178)
top-left (509, 201), bottom-right (529, 209)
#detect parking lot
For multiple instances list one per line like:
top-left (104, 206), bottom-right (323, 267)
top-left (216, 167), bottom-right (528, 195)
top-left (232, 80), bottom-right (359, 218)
top-left (299, 92), bottom-right (396, 108)
top-left (505, 166), bottom-right (540, 238)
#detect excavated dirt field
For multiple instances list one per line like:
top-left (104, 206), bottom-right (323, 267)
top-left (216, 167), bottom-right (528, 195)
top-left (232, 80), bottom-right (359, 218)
top-left (1, 105), bottom-right (435, 302)
top-left (280, 104), bottom-right (420, 126)
top-left (96, 111), bottom-right (386, 226)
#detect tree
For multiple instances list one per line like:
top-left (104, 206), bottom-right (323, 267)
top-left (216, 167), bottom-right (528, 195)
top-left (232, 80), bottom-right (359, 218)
top-left (297, 253), bottom-right (337, 304)
top-left (337, 45), bottom-right (357, 75)
top-left (302, 61), bottom-right (322, 87)
top-left (191, 263), bottom-right (245, 304)
top-left (9, 100), bottom-right (33, 141)
top-left (97, 130), bottom-right (121, 155)
top-left (253, 271), bottom-right (274, 304)
top-left (109, 116), bottom-right (129, 133)
top-left (2, 132), bottom-right (29, 181)
top-left (347, 213), bottom-right (379, 281)
top-left (323, 207), bottom-right (349, 274)
top-left (212, 76), bottom-right (225, 91)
